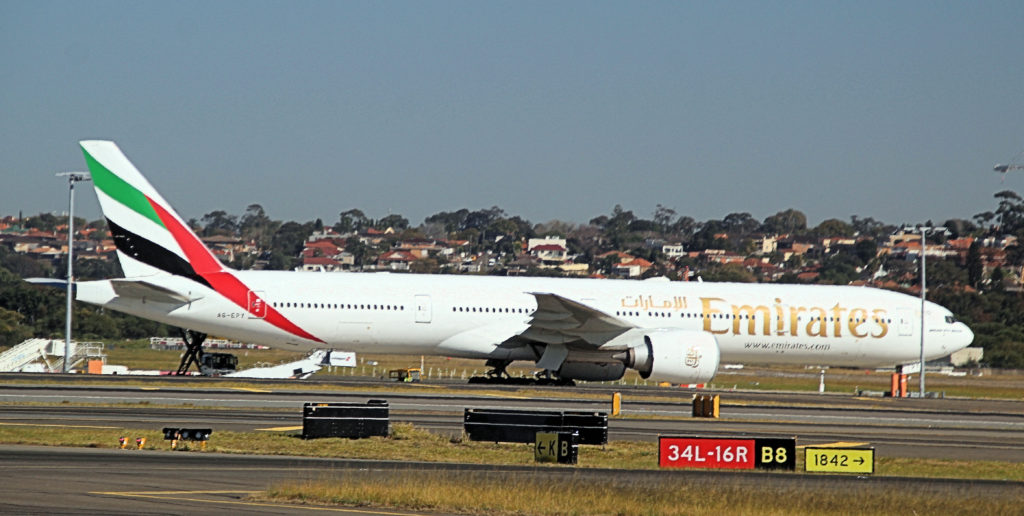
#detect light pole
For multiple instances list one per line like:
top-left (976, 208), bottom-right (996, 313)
top-left (908, 225), bottom-right (946, 397)
top-left (57, 172), bottom-right (91, 373)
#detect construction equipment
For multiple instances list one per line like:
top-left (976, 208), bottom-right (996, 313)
top-left (388, 368), bottom-right (421, 382)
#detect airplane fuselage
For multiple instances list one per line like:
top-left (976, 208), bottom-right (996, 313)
top-left (69, 139), bottom-right (976, 383)
top-left (78, 271), bottom-right (973, 368)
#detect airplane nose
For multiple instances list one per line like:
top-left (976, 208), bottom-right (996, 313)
top-left (957, 323), bottom-right (975, 350)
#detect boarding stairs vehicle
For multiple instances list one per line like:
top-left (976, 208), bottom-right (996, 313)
top-left (0, 338), bottom-right (105, 372)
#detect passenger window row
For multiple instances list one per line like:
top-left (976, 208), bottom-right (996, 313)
top-left (271, 302), bottom-right (405, 311)
top-left (614, 310), bottom-right (892, 324)
top-left (451, 306), bottom-right (530, 314)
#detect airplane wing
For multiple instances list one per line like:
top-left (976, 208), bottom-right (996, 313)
top-left (110, 279), bottom-right (202, 305)
top-left (515, 292), bottom-right (635, 347)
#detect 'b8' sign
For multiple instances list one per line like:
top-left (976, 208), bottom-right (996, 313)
top-left (659, 437), bottom-right (795, 471)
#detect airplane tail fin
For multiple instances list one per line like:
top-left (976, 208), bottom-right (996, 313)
top-left (80, 140), bottom-right (227, 284)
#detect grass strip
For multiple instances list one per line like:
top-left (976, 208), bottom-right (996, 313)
top-left (0, 422), bottom-right (1021, 482)
top-left (258, 470), bottom-right (1022, 516)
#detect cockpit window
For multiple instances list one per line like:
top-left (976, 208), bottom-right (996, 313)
top-left (945, 315), bottom-right (958, 324)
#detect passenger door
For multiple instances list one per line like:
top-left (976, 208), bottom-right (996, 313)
top-left (896, 308), bottom-right (914, 336)
top-left (415, 294), bottom-right (432, 323)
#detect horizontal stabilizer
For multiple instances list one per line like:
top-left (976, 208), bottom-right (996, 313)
top-left (24, 278), bottom-right (72, 291)
top-left (110, 279), bottom-right (201, 304)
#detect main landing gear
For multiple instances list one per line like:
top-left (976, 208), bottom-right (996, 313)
top-left (467, 359), bottom-right (575, 386)
top-left (174, 329), bottom-right (238, 376)
top-left (175, 329), bottom-right (207, 375)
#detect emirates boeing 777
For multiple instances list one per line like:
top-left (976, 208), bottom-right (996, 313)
top-left (70, 141), bottom-right (973, 384)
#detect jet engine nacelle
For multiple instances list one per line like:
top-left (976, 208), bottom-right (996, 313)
top-left (626, 329), bottom-right (720, 384)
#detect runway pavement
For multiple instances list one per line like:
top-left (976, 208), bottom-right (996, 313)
top-left (0, 444), bottom-right (438, 515)
top-left (1, 379), bottom-right (1022, 462)
top-left (1, 377), bottom-right (1023, 514)
top-left (2, 444), bottom-right (1022, 515)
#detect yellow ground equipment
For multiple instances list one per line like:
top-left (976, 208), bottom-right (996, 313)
top-left (388, 368), bottom-right (422, 382)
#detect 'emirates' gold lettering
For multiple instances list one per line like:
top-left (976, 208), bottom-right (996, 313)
top-left (701, 297), bottom-right (729, 335)
top-left (848, 308), bottom-right (868, 338)
top-left (698, 297), bottom-right (889, 339)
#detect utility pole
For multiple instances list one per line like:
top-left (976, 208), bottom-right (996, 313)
top-left (57, 172), bottom-right (91, 373)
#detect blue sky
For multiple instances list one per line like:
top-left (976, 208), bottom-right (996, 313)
top-left (3, 1), bottom-right (1024, 229)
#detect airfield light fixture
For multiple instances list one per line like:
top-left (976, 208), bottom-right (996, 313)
top-left (57, 171), bottom-right (91, 373)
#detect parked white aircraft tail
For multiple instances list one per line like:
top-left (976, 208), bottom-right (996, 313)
top-left (72, 141), bottom-right (973, 384)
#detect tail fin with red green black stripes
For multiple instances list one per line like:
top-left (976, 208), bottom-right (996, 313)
top-left (80, 140), bottom-right (226, 285)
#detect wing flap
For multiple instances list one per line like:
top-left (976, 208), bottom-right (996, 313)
top-left (518, 292), bottom-right (635, 347)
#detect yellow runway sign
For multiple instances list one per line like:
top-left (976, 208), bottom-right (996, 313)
top-left (804, 447), bottom-right (874, 474)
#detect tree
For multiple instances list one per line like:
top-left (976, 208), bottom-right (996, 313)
top-left (722, 212), bottom-right (759, 236)
top-left (762, 209), bottom-right (807, 234)
top-left (0, 246), bottom-right (52, 278)
top-left (973, 211), bottom-right (995, 231)
top-left (377, 214), bottom-right (409, 231)
top-left (268, 221), bottom-right (316, 269)
top-left (335, 209), bottom-right (369, 233)
top-left (345, 239), bottom-right (374, 267)
top-left (23, 213), bottom-right (60, 232)
top-left (627, 219), bottom-right (660, 232)
top-left (850, 215), bottom-right (891, 239)
top-left (994, 190), bottom-right (1024, 234)
top-left (0, 306), bottom-right (32, 347)
top-left (464, 207), bottom-right (506, 231)
top-left (812, 218), bottom-right (854, 237)
top-left (966, 241), bottom-right (983, 289)
top-left (942, 218), bottom-right (977, 239)
top-left (239, 204), bottom-right (278, 248)
top-left (853, 239), bottom-right (878, 265)
top-left (700, 263), bottom-right (756, 283)
top-left (990, 266), bottom-right (1005, 291)
top-left (425, 209), bottom-right (470, 233)
top-left (669, 216), bottom-right (697, 240)
top-left (593, 205), bottom-right (637, 249)
top-left (75, 258), bottom-right (120, 281)
top-left (689, 219), bottom-right (729, 252)
top-left (926, 259), bottom-right (967, 289)
top-left (199, 210), bottom-right (238, 237)
top-left (818, 253), bottom-right (860, 285)
top-left (652, 204), bottom-right (677, 232)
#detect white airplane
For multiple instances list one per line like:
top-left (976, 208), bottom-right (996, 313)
top-left (71, 141), bottom-right (973, 384)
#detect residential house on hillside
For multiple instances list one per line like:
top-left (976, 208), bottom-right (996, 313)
top-left (377, 250), bottom-right (418, 271)
top-left (300, 237), bottom-right (354, 271)
top-left (530, 243), bottom-right (568, 264)
top-left (395, 238), bottom-right (445, 259)
top-left (754, 235), bottom-right (778, 255)
top-left (301, 256), bottom-right (346, 272)
top-left (360, 227), bottom-right (394, 246)
top-left (696, 249), bottom-right (745, 264)
top-left (662, 243), bottom-right (685, 258)
top-left (200, 235), bottom-right (256, 264)
top-left (614, 257), bottom-right (653, 277)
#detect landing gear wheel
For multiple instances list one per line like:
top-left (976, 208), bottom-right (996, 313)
top-left (468, 360), bottom-right (531, 385)
top-left (485, 359), bottom-right (512, 379)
